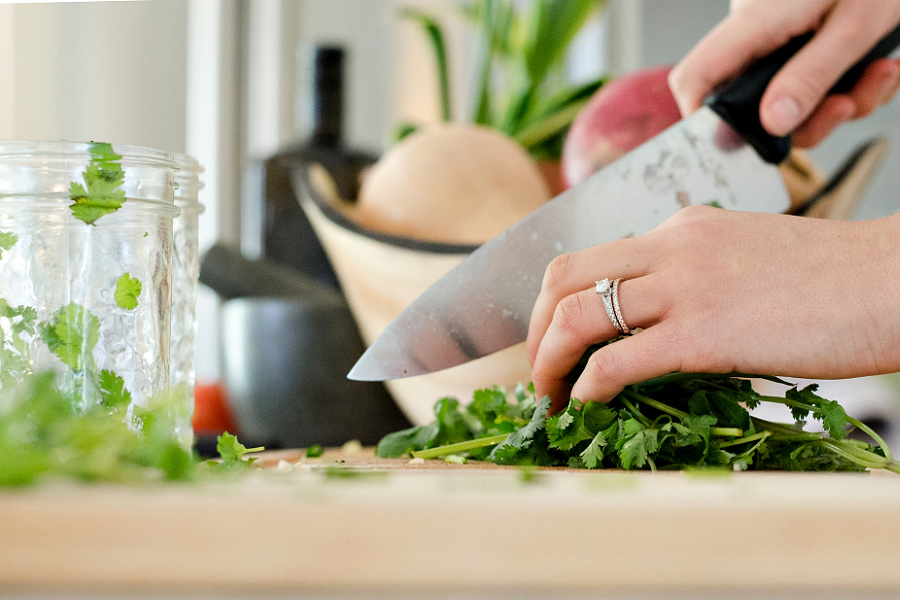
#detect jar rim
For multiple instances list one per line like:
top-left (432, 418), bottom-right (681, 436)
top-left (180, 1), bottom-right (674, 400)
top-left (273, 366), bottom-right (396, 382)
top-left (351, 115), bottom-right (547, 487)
top-left (0, 140), bottom-right (180, 172)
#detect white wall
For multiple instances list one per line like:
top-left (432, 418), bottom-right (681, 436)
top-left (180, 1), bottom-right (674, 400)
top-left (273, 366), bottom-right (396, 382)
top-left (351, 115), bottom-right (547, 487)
top-left (5, 0), bottom-right (188, 150)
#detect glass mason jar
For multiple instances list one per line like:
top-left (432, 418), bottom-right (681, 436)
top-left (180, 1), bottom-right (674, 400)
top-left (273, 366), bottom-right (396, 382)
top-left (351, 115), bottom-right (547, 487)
top-left (0, 141), bottom-right (181, 434)
top-left (170, 154), bottom-right (205, 448)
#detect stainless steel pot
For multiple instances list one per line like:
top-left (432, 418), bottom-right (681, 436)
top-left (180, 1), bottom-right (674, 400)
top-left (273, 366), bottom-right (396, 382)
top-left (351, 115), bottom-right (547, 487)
top-left (220, 295), bottom-right (411, 448)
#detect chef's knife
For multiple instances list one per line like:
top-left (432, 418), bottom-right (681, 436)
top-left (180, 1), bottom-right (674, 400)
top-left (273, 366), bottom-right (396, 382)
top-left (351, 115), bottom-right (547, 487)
top-left (349, 25), bottom-right (900, 382)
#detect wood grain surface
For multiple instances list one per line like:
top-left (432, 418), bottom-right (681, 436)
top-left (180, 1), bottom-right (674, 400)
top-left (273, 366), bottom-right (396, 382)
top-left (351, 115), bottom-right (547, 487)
top-left (1, 448), bottom-right (899, 595)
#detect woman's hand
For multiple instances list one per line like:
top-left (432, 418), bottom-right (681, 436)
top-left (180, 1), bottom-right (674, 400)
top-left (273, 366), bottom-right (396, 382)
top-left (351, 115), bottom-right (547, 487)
top-left (526, 207), bottom-right (900, 413)
top-left (668, 0), bottom-right (900, 147)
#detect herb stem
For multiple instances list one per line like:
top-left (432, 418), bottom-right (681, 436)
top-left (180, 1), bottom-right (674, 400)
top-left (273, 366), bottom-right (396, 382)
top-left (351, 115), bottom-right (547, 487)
top-left (619, 395), bottom-right (651, 427)
top-left (412, 433), bottom-right (509, 460)
top-left (718, 430), bottom-right (771, 449)
top-left (819, 440), bottom-right (888, 470)
top-left (623, 390), bottom-right (688, 420)
top-left (846, 415), bottom-right (893, 462)
top-left (710, 427), bottom-right (744, 438)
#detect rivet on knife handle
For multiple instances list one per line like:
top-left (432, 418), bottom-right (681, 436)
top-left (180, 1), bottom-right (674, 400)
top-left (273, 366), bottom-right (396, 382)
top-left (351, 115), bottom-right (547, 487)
top-left (706, 23), bottom-right (900, 165)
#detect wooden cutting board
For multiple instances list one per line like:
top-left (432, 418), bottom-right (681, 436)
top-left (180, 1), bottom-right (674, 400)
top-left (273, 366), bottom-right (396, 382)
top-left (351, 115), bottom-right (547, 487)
top-left (1, 448), bottom-right (899, 596)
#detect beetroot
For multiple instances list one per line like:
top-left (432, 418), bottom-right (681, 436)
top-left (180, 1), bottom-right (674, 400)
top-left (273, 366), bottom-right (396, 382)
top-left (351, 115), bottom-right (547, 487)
top-left (562, 65), bottom-right (682, 187)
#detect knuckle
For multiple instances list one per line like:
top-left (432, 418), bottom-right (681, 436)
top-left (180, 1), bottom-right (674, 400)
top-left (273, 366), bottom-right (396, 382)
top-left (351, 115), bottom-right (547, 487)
top-left (542, 253), bottom-right (574, 294)
top-left (552, 294), bottom-right (590, 344)
top-left (583, 350), bottom-right (625, 390)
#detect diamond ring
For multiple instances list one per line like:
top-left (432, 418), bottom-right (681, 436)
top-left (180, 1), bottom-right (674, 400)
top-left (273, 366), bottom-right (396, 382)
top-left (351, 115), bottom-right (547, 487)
top-left (595, 278), bottom-right (630, 334)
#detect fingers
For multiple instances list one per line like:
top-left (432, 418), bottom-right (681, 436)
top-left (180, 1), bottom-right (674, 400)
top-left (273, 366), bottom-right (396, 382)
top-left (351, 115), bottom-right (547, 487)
top-left (525, 237), bottom-right (654, 366)
top-left (569, 325), bottom-right (686, 406)
top-left (531, 276), bottom-right (665, 412)
top-left (793, 59), bottom-right (900, 147)
top-left (791, 95), bottom-right (855, 147)
top-left (668, 5), bottom-right (814, 116)
top-left (761, 8), bottom-right (900, 136)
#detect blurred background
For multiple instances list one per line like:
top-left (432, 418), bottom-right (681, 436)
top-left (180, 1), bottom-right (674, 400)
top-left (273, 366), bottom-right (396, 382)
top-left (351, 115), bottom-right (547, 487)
top-left (2, 0), bottom-right (899, 447)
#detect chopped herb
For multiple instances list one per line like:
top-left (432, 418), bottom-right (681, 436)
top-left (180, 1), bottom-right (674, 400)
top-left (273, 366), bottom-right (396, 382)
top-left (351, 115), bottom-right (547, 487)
top-left (0, 232), bottom-right (18, 260)
top-left (69, 141), bottom-right (127, 225)
top-left (114, 272), bottom-right (142, 310)
top-left (38, 302), bottom-right (100, 374)
top-left (208, 432), bottom-right (264, 470)
top-left (376, 350), bottom-right (899, 474)
top-left (305, 444), bottom-right (325, 458)
top-left (98, 369), bottom-right (131, 410)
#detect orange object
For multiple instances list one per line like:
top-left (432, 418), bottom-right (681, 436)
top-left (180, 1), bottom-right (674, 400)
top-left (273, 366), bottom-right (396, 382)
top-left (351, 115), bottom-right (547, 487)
top-left (193, 383), bottom-right (239, 435)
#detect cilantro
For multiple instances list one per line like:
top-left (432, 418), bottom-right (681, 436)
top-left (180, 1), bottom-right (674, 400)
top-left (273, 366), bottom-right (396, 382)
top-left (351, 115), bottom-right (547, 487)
top-left (0, 372), bottom-right (196, 485)
top-left (377, 362), bottom-right (899, 474)
top-left (212, 432), bottom-right (264, 469)
top-left (38, 302), bottom-right (100, 374)
top-left (580, 429), bottom-right (607, 469)
top-left (114, 273), bottom-right (142, 310)
top-left (0, 299), bottom-right (38, 384)
top-left (306, 444), bottom-right (325, 458)
top-left (98, 369), bottom-right (131, 410)
top-left (69, 142), bottom-right (127, 225)
top-left (0, 231), bottom-right (17, 260)
top-left (616, 420), bottom-right (659, 470)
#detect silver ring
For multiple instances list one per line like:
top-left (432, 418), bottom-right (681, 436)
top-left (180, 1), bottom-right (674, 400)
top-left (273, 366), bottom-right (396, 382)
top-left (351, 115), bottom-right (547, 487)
top-left (595, 278), bottom-right (624, 334)
top-left (611, 278), bottom-right (631, 334)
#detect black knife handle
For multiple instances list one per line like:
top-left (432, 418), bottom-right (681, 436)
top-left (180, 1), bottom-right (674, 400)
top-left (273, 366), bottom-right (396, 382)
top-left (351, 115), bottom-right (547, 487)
top-left (705, 23), bottom-right (900, 164)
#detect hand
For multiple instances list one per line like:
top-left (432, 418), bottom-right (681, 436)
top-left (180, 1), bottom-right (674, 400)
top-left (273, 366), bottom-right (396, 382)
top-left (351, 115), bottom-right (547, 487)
top-left (526, 207), bottom-right (900, 413)
top-left (668, 0), bottom-right (900, 147)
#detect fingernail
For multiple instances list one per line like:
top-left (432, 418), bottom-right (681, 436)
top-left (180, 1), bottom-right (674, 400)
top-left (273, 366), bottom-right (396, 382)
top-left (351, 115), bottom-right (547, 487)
top-left (766, 97), bottom-right (801, 135)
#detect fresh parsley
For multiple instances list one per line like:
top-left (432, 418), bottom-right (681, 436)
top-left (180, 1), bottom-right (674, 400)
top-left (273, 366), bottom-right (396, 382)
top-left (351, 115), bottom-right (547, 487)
top-left (207, 432), bottom-right (264, 471)
top-left (0, 232), bottom-right (18, 260)
top-left (114, 272), bottom-right (142, 310)
top-left (69, 142), bottom-right (127, 225)
top-left (377, 369), bottom-right (899, 474)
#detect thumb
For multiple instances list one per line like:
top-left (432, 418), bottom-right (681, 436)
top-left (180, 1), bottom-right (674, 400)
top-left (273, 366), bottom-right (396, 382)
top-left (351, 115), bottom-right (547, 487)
top-left (761, 12), bottom-right (896, 136)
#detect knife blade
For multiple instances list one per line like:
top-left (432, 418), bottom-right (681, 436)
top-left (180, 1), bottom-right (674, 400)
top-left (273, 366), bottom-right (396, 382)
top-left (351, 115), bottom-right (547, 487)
top-left (349, 24), bottom-right (900, 382)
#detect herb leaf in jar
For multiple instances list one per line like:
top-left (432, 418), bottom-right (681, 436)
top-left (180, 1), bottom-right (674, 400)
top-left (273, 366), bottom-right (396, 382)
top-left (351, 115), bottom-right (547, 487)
top-left (69, 142), bottom-right (127, 225)
top-left (114, 272), bottom-right (142, 310)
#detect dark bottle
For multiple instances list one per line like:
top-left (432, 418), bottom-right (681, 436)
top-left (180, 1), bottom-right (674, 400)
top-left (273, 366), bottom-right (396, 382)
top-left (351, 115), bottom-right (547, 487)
top-left (258, 45), bottom-right (376, 289)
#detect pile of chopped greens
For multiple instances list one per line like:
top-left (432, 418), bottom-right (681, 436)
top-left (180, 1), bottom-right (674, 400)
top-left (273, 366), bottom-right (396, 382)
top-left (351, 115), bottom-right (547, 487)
top-left (377, 371), bottom-right (899, 474)
top-left (0, 371), bottom-right (263, 486)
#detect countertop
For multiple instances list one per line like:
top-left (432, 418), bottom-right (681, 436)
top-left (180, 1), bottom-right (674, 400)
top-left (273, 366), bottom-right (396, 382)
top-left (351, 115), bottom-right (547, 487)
top-left (1, 448), bottom-right (899, 599)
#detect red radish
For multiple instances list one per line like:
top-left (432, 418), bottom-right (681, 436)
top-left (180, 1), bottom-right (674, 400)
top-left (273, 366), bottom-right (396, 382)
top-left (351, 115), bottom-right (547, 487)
top-left (562, 65), bottom-right (682, 187)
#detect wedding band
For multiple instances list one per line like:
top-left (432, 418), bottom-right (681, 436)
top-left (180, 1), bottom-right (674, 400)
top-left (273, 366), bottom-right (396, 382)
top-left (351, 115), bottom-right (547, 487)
top-left (595, 278), bottom-right (625, 334)
top-left (611, 278), bottom-right (631, 334)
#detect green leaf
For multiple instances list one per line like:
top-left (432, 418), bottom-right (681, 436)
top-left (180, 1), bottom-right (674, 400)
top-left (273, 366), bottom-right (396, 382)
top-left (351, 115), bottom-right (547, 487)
top-left (580, 429), bottom-right (607, 468)
top-left (0, 231), bottom-right (18, 260)
top-left (375, 423), bottom-right (439, 458)
top-left (512, 77), bottom-right (605, 148)
top-left (682, 414), bottom-right (718, 444)
top-left (114, 273), bottom-right (142, 310)
top-left (69, 141), bottom-right (126, 225)
top-left (819, 400), bottom-right (849, 440)
top-left (216, 432), bottom-right (264, 466)
top-left (546, 399), bottom-right (594, 452)
top-left (521, 0), bottom-right (601, 89)
top-left (617, 419), bottom-right (659, 470)
top-left (98, 369), bottom-right (131, 410)
top-left (306, 444), bottom-right (325, 458)
top-left (433, 397), bottom-right (476, 445)
top-left (39, 303), bottom-right (101, 373)
top-left (707, 391), bottom-right (751, 429)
